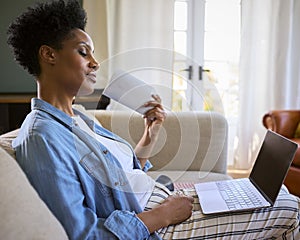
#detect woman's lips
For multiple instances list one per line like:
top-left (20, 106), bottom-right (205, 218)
top-left (87, 72), bottom-right (97, 83)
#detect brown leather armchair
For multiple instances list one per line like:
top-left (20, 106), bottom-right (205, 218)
top-left (262, 110), bottom-right (300, 197)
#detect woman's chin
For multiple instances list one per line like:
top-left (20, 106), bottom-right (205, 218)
top-left (76, 87), bottom-right (95, 97)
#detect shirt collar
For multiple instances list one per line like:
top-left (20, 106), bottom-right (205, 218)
top-left (31, 98), bottom-right (128, 145)
top-left (31, 98), bottom-right (74, 127)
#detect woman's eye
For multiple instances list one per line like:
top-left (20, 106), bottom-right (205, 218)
top-left (78, 50), bottom-right (87, 57)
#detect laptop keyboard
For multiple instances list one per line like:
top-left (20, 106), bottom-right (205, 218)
top-left (216, 179), bottom-right (263, 210)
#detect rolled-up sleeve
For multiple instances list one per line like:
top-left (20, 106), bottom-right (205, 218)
top-left (142, 159), bottom-right (153, 172)
top-left (104, 210), bottom-right (150, 240)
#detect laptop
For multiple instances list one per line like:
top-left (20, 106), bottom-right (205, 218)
top-left (194, 130), bottom-right (298, 214)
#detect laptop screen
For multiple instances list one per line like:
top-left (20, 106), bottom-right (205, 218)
top-left (249, 130), bottom-right (297, 204)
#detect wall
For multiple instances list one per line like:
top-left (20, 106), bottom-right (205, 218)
top-left (0, 0), bottom-right (82, 93)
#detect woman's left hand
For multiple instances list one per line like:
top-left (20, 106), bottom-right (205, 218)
top-left (143, 94), bottom-right (167, 138)
top-left (135, 94), bottom-right (166, 166)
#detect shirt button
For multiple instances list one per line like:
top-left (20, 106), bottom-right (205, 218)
top-left (103, 150), bottom-right (108, 154)
top-left (114, 182), bottom-right (119, 186)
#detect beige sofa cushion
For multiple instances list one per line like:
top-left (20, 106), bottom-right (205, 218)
top-left (0, 146), bottom-right (68, 240)
top-left (92, 110), bottom-right (228, 174)
top-left (0, 129), bottom-right (18, 158)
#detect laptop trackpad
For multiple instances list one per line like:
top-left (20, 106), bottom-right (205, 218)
top-left (195, 183), bottom-right (228, 214)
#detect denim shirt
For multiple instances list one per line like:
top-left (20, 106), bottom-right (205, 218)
top-left (12, 98), bottom-right (161, 240)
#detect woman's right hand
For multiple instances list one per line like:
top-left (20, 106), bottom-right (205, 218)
top-left (159, 195), bottom-right (194, 225)
top-left (137, 195), bottom-right (194, 233)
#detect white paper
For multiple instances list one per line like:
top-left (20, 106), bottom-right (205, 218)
top-left (103, 70), bottom-right (157, 114)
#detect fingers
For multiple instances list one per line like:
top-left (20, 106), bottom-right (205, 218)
top-left (151, 94), bottom-right (161, 104)
top-left (173, 194), bottom-right (194, 204)
top-left (144, 108), bottom-right (166, 122)
top-left (161, 195), bottom-right (194, 225)
top-left (143, 94), bottom-right (166, 122)
top-left (174, 191), bottom-right (195, 203)
top-left (143, 102), bottom-right (163, 112)
top-left (144, 94), bottom-right (163, 109)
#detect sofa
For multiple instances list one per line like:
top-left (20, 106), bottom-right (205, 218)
top-left (0, 109), bottom-right (231, 239)
top-left (262, 110), bottom-right (300, 197)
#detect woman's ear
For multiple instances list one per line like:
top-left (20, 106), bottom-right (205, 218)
top-left (39, 45), bottom-right (56, 65)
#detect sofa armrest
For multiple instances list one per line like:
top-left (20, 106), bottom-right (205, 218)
top-left (0, 147), bottom-right (68, 240)
top-left (89, 110), bottom-right (228, 175)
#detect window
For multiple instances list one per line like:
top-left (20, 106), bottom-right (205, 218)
top-left (204, 0), bottom-right (240, 118)
top-left (173, 0), bottom-right (241, 165)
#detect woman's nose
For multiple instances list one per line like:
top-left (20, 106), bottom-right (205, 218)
top-left (89, 56), bottom-right (100, 71)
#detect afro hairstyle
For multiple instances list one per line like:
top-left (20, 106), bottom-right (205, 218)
top-left (7, 0), bottom-right (87, 77)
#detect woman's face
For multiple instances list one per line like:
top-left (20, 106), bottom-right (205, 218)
top-left (53, 28), bottom-right (99, 96)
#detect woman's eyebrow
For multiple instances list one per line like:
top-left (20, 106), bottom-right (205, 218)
top-left (78, 42), bottom-right (94, 52)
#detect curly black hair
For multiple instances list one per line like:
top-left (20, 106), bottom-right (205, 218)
top-left (7, 0), bottom-right (87, 77)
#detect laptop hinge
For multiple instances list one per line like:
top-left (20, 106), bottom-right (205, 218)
top-left (249, 177), bottom-right (274, 205)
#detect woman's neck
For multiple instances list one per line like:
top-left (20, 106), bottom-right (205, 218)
top-left (37, 81), bottom-right (75, 117)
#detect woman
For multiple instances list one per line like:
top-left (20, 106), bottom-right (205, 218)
top-left (8, 1), bottom-right (300, 239)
